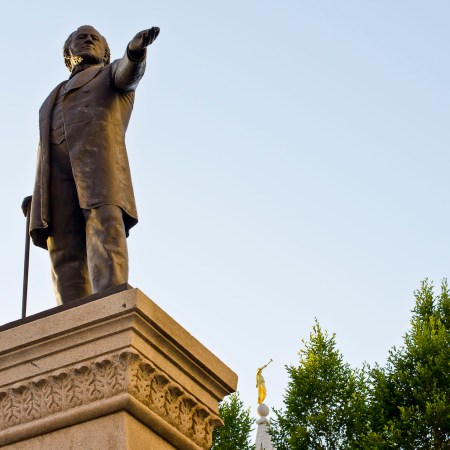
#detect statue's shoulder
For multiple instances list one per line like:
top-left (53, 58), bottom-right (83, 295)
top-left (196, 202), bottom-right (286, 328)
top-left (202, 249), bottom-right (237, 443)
top-left (108, 58), bottom-right (121, 70)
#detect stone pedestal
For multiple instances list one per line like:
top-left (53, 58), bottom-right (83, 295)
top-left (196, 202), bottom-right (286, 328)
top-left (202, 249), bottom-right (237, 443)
top-left (0, 288), bottom-right (237, 449)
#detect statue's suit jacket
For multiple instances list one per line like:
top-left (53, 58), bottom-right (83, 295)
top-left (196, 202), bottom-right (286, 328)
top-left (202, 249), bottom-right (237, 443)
top-left (31, 50), bottom-right (146, 249)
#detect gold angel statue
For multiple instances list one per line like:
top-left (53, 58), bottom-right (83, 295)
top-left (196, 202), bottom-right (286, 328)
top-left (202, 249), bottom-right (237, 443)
top-left (256, 359), bottom-right (273, 404)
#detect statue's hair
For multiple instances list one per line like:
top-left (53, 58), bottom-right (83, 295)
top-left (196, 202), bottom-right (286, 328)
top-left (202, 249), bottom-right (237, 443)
top-left (63, 25), bottom-right (110, 72)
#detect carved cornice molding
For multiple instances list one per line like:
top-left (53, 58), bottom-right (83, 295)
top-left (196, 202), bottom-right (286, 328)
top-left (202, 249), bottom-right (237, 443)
top-left (0, 351), bottom-right (222, 449)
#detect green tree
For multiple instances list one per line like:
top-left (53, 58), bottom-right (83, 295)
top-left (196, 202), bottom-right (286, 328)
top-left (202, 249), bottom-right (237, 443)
top-left (212, 392), bottom-right (255, 450)
top-left (270, 320), bottom-right (369, 449)
top-left (218, 281), bottom-right (450, 448)
top-left (366, 279), bottom-right (450, 448)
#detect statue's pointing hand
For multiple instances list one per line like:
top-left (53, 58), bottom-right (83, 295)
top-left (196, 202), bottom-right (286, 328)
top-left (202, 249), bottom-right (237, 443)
top-left (129, 27), bottom-right (160, 53)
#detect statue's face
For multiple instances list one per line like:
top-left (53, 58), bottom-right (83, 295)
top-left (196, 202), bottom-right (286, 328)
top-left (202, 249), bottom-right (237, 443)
top-left (70, 26), bottom-right (106, 63)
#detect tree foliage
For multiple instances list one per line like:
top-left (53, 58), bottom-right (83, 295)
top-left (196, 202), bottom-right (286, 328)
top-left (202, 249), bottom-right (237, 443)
top-left (270, 280), bottom-right (450, 449)
top-left (214, 281), bottom-right (450, 449)
top-left (270, 320), bottom-right (369, 449)
top-left (366, 279), bottom-right (450, 448)
top-left (212, 392), bottom-right (255, 450)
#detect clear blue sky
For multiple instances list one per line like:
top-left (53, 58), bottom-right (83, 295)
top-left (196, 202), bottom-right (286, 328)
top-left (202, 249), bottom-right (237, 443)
top-left (1, 0), bottom-right (449, 428)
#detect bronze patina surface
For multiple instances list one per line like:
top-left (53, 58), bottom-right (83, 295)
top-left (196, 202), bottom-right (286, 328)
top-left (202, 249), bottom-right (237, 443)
top-left (25, 26), bottom-right (159, 304)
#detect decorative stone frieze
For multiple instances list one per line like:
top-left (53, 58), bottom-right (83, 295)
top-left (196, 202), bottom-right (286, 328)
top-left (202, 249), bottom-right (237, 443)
top-left (0, 350), bottom-right (222, 449)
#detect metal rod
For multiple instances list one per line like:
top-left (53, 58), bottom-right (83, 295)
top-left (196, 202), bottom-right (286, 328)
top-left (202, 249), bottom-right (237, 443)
top-left (22, 202), bottom-right (31, 319)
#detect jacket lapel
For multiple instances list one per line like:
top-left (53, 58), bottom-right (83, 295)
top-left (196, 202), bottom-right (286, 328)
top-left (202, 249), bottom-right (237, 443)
top-left (65, 65), bottom-right (103, 93)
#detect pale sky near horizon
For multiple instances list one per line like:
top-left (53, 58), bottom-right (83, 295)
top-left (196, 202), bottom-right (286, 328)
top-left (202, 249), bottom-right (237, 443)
top-left (0, 0), bottom-right (449, 434)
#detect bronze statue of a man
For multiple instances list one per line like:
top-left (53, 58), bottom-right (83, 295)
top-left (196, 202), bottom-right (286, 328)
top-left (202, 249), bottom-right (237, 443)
top-left (26, 25), bottom-right (159, 304)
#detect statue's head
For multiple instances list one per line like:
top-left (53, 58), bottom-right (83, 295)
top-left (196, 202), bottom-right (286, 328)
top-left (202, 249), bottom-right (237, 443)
top-left (63, 25), bottom-right (110, 72)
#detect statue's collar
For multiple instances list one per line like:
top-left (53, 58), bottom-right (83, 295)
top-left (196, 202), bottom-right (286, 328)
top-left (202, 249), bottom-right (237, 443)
top-left (69, 63), bottom-right (104, 79)
top-left (64, 64), bottom-right (103, 94)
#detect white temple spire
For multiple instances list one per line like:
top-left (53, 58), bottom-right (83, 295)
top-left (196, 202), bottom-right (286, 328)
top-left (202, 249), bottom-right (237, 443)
top-left (254, 361), bottom-right (275, 450)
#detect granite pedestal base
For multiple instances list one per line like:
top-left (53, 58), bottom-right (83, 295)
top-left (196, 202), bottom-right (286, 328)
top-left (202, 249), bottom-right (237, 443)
top-left (0, 288), bottom-right (237, 449)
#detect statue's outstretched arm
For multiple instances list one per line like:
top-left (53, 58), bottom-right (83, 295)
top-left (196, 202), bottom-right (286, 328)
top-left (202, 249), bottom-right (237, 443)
top-left (114, 27), bottom-right (160, 92)
top-left (128, 28), bottom-right (160, 60)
